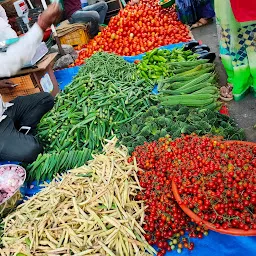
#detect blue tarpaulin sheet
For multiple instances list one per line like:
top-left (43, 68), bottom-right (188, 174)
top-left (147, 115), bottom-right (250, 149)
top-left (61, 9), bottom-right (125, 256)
top-left (154, 232), bottom-right (256, 255)
top-left (54, 66), bottom-right (80, 90)
top-left (1, 43), bottom-right (256, 255)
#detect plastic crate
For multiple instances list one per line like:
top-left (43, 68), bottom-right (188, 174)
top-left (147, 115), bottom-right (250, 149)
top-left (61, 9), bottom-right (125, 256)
top-left (60, 28), bottom-right (90, 47)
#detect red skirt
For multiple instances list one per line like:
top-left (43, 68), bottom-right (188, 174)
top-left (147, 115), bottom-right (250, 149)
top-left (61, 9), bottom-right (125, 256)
top-left (230, 0), bottom-right (256, 22)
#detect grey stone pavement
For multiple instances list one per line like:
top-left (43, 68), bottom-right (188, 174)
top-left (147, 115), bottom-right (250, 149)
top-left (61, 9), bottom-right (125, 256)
top-left (192, 22), bottom-right (256, 142)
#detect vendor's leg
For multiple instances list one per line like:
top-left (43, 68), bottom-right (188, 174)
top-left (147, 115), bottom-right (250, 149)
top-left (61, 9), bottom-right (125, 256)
top-left (82, 2), bottom-right (108, 24)
top-left (191, 0), bottom-right (215, 28)
top-left (243, 23), bottom-right (256, 94)
top-left (5, 92), bottom-right (54, 133)
top-left (70, 10), bottom-right (100, 36)
top-left (0, 117), bottom-right (42, 162)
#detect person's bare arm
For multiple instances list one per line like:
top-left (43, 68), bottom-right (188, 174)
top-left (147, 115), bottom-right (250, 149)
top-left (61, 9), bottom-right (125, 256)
top-left (0, 3), bottom-right (61, 78)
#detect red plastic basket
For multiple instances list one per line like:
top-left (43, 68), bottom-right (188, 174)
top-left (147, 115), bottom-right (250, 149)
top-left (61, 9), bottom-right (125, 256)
top-left (172, 140), bottom-right (256, 236)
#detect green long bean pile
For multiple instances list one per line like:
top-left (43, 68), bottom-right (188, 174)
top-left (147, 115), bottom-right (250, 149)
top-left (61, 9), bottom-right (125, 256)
top-left (81, 52), bottom-right (138, 83)
top-left (37, 53), bottom-right (153, 154)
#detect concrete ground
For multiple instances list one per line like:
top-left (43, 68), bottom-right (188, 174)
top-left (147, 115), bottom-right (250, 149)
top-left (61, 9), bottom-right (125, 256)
top-left (192, 22), bottom-right (256, 142)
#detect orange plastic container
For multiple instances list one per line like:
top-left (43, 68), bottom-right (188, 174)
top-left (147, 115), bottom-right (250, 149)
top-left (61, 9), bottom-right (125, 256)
top-left (59, 29), bottom-right (90, 47)
top-left (172, 140), bottom-right (256, 236)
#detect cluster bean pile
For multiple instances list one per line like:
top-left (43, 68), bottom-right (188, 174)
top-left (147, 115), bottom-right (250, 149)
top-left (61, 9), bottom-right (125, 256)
top-left (2, 139), bottom-right (156, 255)
top-left (75, 0), bottom-right (190, 64)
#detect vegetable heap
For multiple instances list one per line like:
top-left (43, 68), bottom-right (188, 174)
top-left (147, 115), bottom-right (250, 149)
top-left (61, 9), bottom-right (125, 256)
top-left (152, 60), bottom-right (219, 109)
top-left (130, 136), bottom-right (208, 255)
top-left (173, 137), bottom-right (256, 231)
top-left (26, 148), bottom-right (92, 182)
top-left (136, 48), bottom-right (198, 81)
top-left (37, 52), bottom-right (152, 155)
top-left (131, 134), bottom-right (256, 255)
top-left (2, 139), bottom-right (156, 255)
top-left (117, 105), bottom-right (245, 153)
top-left (75, 0), bottom-right (190, 64)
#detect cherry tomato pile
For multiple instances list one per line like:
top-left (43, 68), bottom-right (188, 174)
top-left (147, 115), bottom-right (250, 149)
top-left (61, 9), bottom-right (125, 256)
top-left (130, 134), bottom-right (256, 255)
top-left (130, 135), bottom-right (208, 255)
top-left (173, 137), bottom-right (256, 231)
top-left (75, 0), bottom-right (191, 65)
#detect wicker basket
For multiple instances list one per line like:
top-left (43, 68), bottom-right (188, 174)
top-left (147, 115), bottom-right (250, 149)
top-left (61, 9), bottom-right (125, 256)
top-left (1, 0), bottom-right (17, 17)
top-left (1, 88), bottom-right (40, 102)
top-left (60, 28), bottom-right (90, 47)
top-left (0, 75), bottom-right (35, 94)
top-left (0, 75), bottom-right (40, 102)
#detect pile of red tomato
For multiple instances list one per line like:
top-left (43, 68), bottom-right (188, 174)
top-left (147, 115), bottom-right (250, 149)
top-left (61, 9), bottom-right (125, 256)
top-left (173, 137), bottom-right (256, 231)
top-left (130, 134), bottom-right (256, 255)
top-left (74, 0), bottom-right (191, 65)
top-left (130, 135), bottom-right (208, 255)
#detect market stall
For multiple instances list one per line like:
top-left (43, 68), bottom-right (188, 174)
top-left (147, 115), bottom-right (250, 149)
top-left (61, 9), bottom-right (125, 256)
top-left (0, 0), bottom-right (255, 255)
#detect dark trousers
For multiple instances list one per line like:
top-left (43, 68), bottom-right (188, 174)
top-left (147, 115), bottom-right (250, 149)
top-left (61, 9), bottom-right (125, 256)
top-left (0, 93), bottom-right (54, 163)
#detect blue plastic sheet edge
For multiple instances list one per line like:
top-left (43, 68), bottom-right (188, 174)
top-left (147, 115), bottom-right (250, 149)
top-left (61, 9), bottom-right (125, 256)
top-left (1, 42), bottom-right (256, 255)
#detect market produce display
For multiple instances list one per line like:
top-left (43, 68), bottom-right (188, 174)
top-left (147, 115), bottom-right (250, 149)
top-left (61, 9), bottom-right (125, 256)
top-left (130, 134), bottom-right (256, 255)
top-left (80, 52), bottom-right (138, 83)
top-left (151, 60), bottom-right (219, 108)
top-left (2, 139), bottom-right (156, 255)
top-left (173, 138), bottom-right (256, 232)
top-left (75, 0), bottom-right (191, 64)
top-left (117, 105), bottom-right (245, 152)
top-left (136, 48), bottom-right (198, 81)
top-left (0, 165), bottom-right (25, 205)
top-left (26, 148), bottom-right (92, 182)
top-left (131, 136), bottom-right (209, 255)
top-left (37, 52), bottom-right (152, 155)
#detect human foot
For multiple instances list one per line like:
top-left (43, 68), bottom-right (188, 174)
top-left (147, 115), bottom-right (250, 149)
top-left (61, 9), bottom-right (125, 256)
top-left (191, 18), bottom-right (213, 29)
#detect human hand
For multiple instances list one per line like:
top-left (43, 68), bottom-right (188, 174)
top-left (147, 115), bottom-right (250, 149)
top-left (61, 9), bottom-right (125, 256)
top-left (0, 79), bottom-right (15, 89)
top-left (37, 3), bottom-right (62, 32)
top-left (130, 0), bottom-right (139, 5)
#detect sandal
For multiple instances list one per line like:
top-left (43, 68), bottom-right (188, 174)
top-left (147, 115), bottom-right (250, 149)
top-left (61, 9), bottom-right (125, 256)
top-left (190, 18), bottom-right (213, 29)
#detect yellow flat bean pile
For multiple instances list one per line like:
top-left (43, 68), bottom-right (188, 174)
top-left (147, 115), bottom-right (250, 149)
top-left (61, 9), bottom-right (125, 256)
top-left (1, 138), bottom-right (156, 256)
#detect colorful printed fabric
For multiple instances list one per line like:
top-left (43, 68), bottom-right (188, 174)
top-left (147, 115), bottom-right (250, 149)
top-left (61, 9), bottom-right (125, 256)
top-left (176, 0), bottom-right (215, 25)
top-left (215, 0), bottom-right (256, 99)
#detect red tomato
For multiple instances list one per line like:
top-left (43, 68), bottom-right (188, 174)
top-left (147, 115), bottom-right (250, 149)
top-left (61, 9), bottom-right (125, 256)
top-left (76, 0), bottom-right (191, 64)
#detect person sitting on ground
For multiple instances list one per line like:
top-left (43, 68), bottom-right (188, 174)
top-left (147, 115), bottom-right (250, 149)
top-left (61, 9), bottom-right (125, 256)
top-left (0, 5), bottom-right (17, 41)
top-left (0, 3), bottom-right (61, 163)
top-left (63, 0), bottom-right (108, 37)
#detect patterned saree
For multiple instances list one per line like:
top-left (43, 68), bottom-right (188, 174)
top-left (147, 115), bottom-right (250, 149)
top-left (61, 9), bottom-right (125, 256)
top-left (215, 0), bottom-right (256, 100)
